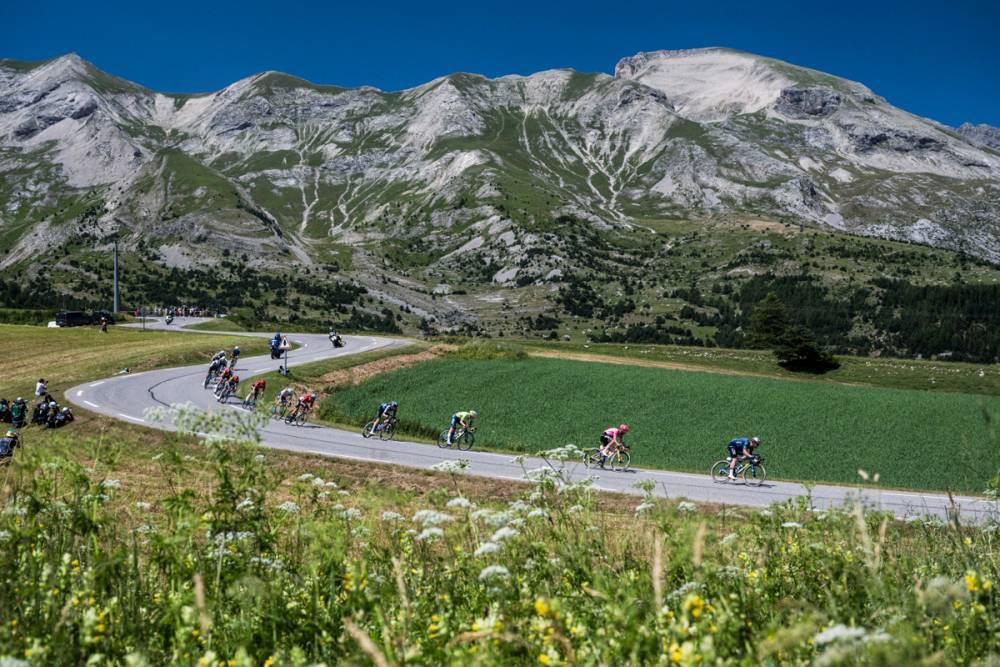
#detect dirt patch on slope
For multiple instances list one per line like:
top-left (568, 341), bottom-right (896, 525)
top-left (315, 345), bottom-right (454, 389)
top-left (528, 349), bottom-right (780, 380)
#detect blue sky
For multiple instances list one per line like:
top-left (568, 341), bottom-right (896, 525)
top-left (3, 0), bottom-right (998, 126)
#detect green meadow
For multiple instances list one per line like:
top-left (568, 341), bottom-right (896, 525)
top-left (328, 355), bottom-right (1000, 493)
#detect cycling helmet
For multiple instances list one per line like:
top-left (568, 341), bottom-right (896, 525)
top-left (5, 429), bottom-right (15, 437)
top-left (470, 410), bottom-right (477, 417)
top-left (16, 397), bottom-right (22, 402)
top-left (389, 401), bottom-right (398, 408)
top-left (750, 436), bottom-right (761, 447)
top-left (234, 346), bottom-right (241, 352)
top-left (619, 424), bottom-right (630, 433)
top-left (231, 375), bottom-right (240, 382)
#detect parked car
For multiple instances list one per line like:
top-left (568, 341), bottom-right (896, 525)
top-left (55, 311), bottom-right (92, 327)
top-left (92, 310), bottom-right (116, 324)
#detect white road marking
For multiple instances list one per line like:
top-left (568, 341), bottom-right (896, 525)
top-left (90, 381), bottom-right (105, 387)
top-left (118, 413), bottom-right (145, 423)
top-left (76, 390), bottom-right (84, 397)
top-left (84, 401), bottom-right (99, 408)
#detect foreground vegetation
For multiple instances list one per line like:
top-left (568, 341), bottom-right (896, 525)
top-left (1, 411), bottom-right (998, 665)
top-left (328, 348), bottom-right (1000, 493)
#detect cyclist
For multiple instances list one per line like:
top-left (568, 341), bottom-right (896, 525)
top-left (290, 391), bottom-right (318, 421)
top-left (375, 401), bottom-right (398, 431)
top-left (231, 346), bottom-right (241, 366)
top-left (222, 374), bottom-right (240, 400)
top-left (206, 356), bottom-right (224, 385)
top-left (447, 410), bottom-right (477, 445)
top-left (213, 349), bottom-right (227, 364)
top-left (727, 436), bottom-right (761, 480)
top-left (275, 386), bottom-right (295, 415)
top-left (599, 424), bottom-right (629, 465)
top-left (215, 365), bottom-right (233, 393)
top-left (246, 378), bottom-right (266, 406)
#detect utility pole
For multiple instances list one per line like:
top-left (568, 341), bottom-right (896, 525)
top-left (112, 240), bottom-right (120, 314)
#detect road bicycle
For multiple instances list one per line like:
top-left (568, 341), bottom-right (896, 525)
top-left (438, 427), bottom-right (474, 451)
top-left (242, 391), bottom-right (261, 411)
top-left (271, 399), bottom-right (291, 420)
top-left (584, 444), bottom-right (631, 471)
top-left (710, 455), bottom-right (767, 486)
top-left (217, 384), bottom-right (236, 403)
top-left (362, 416), bottom-right (399, 441)
top-left (284, 406), bottom-right (311, 426)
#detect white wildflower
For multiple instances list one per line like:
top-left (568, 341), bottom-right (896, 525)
top-left (720, 533), bottom-right (738, 546)
top-left (100, 479), bottom-right (122, 490)
top-left (527, 508), bottom-right (548, 519)
top-left (338, 490), bottom-right (350, 497)
top-left (447, 497), bottom-right (474, 510)
top-left (317, 492), bottom-right (330, 499)
top-left (676, 501), bottom-right (697, 513)
top-left (0, 530), bottom-right (12, 542)
top-left (277, 501), bottom-right (300, 514)
top-left (814, 624), bottom-right (867, 645)
top-left (416, 527), bottom-right (444, 542)
top-left (342, 508), bottom-right (363, 521)
top-left (568, 505), bottom-right (585, 514)
top-left (324, 481), bottom-right (338, 488)
top-left (782, 522), bottom-right (803, 529)
top-left (235, 498), bottom-right (255, 512)
top-left (431, 459), bottom-right (470, 475)
top-left (254, 454), bottom-right (265, 464)
top-left (508, 500), bottom-right (531, 513)
top-left (478, 565), bottom-right (510, 582)
top-left (135, 501), bottom-right (153, 511)
top-left (382, 511), bottom-right (403, 522)
top-left (491, 526), bottom-right (519, 542)
top-left (413, 510), bottom-right (454, 526)
top-left (297, 473), bottom-right (315, 482)
top-left (474, 542), bottom-right (501, 557)
top-left (312, 477), bottom-right (326, 487)
top-left (635, 502), bottom-right (655, 515)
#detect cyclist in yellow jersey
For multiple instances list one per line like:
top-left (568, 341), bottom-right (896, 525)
top-left (447, 410), bottom-right (477, 445)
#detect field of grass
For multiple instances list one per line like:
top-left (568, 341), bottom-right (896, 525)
top-left (2, 323), bottom-right (268, 402)
top-left (184, 317), bottom-right (249, 332)
top-left (1, 416), bottom-right (997, 665)
top-left (328, 352), bottom-right (1000, 493)
top-left (520, 340), bottom-right (1000, 396)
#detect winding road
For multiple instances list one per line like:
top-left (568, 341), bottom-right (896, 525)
top-left (65, 318), bottom-right (994, 523)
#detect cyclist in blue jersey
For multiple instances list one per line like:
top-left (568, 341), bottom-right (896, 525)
top-left (727, 436), bottom-right (761, 480)
top-left (374, 401), bottom-right (398, 431)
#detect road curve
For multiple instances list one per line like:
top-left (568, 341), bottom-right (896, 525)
top-left (65, 317), bottom-right (995, 523)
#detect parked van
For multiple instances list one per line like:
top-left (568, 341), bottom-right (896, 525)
top-left (55, 311), bottom-right (92, 327)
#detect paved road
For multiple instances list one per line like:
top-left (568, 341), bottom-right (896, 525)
top-left (65, 317), bottom-right (995, 523)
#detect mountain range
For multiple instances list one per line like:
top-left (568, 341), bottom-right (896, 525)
top-left (1, 48), bottom-right (999, 335)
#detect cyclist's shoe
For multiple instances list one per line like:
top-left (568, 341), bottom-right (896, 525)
top-left (727, 472), bottom-right (737, 480)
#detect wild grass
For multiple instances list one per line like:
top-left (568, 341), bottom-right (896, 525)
top-left (0, 412), bottom-right (997, 665)
top-left (330, 356), bottom-right (1000, 493)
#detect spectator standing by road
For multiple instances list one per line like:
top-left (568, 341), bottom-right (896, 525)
top-left (35, 379), bottom-right (47, 398)
top-left (100, 317), bottom-right (109, 333)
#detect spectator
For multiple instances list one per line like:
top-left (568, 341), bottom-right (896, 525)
top-left (35, 379), bottom-right (47, 397)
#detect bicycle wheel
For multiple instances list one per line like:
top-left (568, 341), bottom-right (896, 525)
top-left (608, 450), bottom-right (630, 471)
top-left (742, 463), bottom-right (767, 486)
top-left (438, 430), bottom-right (453, 449)
top-left (710, 460), bottom-right (733, 483)
top-left (380, 420), bottom-right (397, 441)
top-left (457, 430), bottom-right (474, 451)
top-left (295, 412), bottom-right (308, 426)
top-left (284, 411), bottom-right (296, 425)
top-left (583, 448), bottom-right (603, 468)
top-left (362, 420), bottom-right (377, 438)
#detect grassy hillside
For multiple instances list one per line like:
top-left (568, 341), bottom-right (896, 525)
top-left (3, 323), bottom-right (269, 400)
top-left (327, 353), bottom-right (1000, 493)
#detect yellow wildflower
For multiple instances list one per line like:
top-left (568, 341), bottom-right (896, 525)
top-left (534, 598), bottom-right (550, 616)
top-left (538, 655), bottom-right (551, 665)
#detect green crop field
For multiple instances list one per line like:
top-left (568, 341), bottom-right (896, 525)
top-left (328, 354), bottom-right (1000, 493)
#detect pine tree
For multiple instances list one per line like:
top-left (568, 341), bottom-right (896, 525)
top-left (748, 292), bottom-right (788, 349)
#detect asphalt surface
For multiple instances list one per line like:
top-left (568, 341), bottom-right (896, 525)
top-left (64, 317), bottom-right (995, 523)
